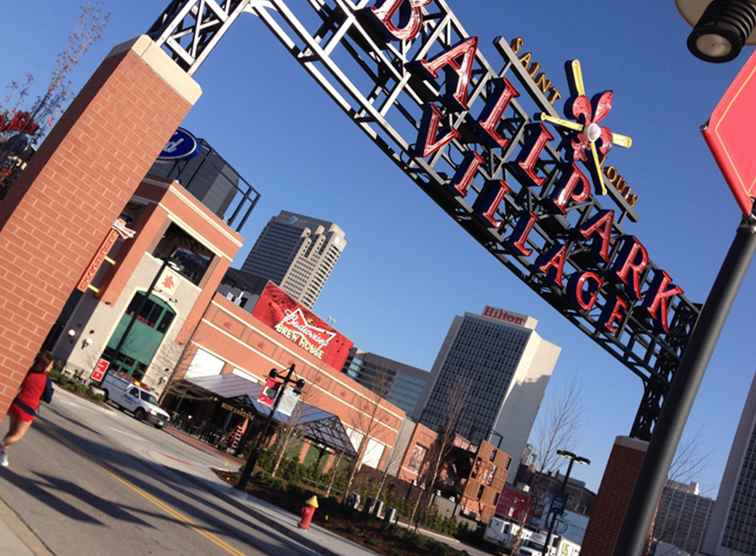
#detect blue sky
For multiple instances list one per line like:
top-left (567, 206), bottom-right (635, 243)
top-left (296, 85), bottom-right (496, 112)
top-left (2, 1), bottom-right (754, 495)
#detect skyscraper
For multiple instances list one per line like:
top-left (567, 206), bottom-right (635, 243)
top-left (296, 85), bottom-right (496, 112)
top-left (342, 349), bottom-right (430, 417)
top-left (241, 211), bottom-right (347, 309)
top-left (417, 306), bottom-right (560, 476)
top-left (654, 480), bottom-right (714, 554)
top-left (702, 372), bottom-right (756, 556)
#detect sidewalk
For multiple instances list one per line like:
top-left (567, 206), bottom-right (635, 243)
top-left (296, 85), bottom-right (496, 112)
top-left (0, 496), bottom-right (52, 556)
top-left (162, 425), bottom-right (243, 466)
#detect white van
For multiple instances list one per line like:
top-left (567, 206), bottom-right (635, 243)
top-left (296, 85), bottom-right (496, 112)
top-left (101, 373), bottom-right (170, 428)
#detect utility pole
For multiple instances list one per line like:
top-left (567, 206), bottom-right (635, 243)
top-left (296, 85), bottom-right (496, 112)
top-left (542, 449), bottom-right (590, 556)
top-left (237, 364), bottom-right (305, 491)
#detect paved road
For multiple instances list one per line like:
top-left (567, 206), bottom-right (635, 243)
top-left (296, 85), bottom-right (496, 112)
top-left (0, 388), bottom-right (329, 556)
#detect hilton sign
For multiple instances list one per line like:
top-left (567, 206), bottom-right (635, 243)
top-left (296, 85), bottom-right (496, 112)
top-left (148, 0), bottom-right (700, 439)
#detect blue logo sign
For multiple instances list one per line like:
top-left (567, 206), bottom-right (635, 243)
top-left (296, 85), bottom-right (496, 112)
top-left (158, 128), bottom-right (198, 161)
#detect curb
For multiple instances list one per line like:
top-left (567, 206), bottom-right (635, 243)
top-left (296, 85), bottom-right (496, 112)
top-left (0, 494), bottom-right (54, 555)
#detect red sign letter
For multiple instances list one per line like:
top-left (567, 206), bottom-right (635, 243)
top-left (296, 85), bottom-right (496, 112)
top-left (477, 79), bottom-right (520, 148)
top-left (642, 271), bottom-right (684, 333)
top-left (415, 37), bottom-right (479, 111)
top-left (473, 180), bottom-right (511, 230)
top-left (508, 212), bottom-right (538, 256)
top-left (613, 237), bottom-right (649, 299)
top-left (580, 210), bottom-right (615, 262)
top-left (517, 124), bottom-right (554, 187)
top-left (601, 295), bottom-right (630, 334)
top-left (551, 164), bottom-right (591, 213)
top-left (537, 243), bottom-right (569, 287)
top-left (370, 0), bottom-right (431, 42)
top-left (415, 104), bottom-right (460, 157)
top-left (452, 152), bottom-right (485, 197)
top-left (568, 271), bottom-right (605, 311)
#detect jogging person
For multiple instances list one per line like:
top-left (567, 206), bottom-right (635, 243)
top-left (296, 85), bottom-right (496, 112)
top-left (0, 351), bottom-right (54, 467)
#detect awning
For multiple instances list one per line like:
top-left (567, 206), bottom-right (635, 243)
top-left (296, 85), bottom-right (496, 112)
top-left (172, 374), bottom-right (357, 458)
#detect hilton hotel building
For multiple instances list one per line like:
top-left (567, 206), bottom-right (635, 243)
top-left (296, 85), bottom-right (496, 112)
top-left (418, 306), bottom-right (561, 476)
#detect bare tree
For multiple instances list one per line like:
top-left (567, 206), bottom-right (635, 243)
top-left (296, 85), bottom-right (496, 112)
top-left (534, 377), bottom-right (583, 474)
top-left (667, 428), bottom-right (712, 485)
top-left (343, 397), bottom-right (384, 500)
top-left (409, 380), bottom-right (469, 526)
top-left (271, 385), bottom-right (315, 477)
top-left (372, 442), bottom-right (406, 501)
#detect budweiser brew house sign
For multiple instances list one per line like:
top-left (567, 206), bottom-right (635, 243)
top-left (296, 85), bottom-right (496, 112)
top-left (252, 282), bottom-right (353, 371)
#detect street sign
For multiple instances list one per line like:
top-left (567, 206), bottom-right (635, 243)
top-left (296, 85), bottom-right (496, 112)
top-left (703, 51), bottom-right (756, 216)
top-left (550, 495), bottom-right (567, 515)
top-left (91, 359), bottom-right (110, 382)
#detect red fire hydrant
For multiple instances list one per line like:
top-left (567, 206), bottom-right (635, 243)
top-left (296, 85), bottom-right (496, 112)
top-left (298, 495), bottom-right (319, 529)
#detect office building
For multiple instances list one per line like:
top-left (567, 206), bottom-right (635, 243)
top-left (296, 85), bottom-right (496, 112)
top-left (342, 349), bottom-right (430, 417)
top-left (654, 480), bottom-right (714, 554)
top-left (703, 373), bottom-right (756, 556)
top-left (241, 210), bottom-right (346, 308)
top-left (418, 306), bottom-right (560, 476)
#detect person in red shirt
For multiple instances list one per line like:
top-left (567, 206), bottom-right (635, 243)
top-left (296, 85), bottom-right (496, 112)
top-left (0, 351), bottom-right (53, 467)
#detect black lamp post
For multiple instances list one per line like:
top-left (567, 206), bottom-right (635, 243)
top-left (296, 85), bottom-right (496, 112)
top-left (541, 449), bottom-right (590, 556)
top-left (677, 0), bottom-right (756, 62)
top-left (236, 364), bottom-right (305, 491)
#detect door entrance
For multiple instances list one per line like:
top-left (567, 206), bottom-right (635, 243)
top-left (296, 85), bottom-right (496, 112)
top-left (101, 292), bottom-right (176, 380)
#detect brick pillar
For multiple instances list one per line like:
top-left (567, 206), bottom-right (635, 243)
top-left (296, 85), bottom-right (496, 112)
top-left (0, 36), bottom-right (201, 414)
top-left (298, 440), bottom-right (311, 464)
top-left (582, 436), bottom-right (649, 556)
top-left (321, 453), bottom-right (336, 474)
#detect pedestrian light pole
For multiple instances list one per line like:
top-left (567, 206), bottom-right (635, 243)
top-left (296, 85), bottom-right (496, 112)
top-left (541, 450), bottom-right (590, 556)
top-left (236, 364), bottom-right (305, 491)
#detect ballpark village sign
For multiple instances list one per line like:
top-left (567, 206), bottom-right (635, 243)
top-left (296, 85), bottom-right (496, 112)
top-left (148, 0), bottom-right (700, 440)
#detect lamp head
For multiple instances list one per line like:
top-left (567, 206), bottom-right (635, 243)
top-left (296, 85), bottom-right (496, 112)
top-left (676, 0), bottom-right (756, 63)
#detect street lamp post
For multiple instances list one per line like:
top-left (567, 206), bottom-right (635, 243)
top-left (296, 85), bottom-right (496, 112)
top-left (541, 450), bottom-right (590, 556)
top-left (236, 364), bottom-right (305, 491)
top-left (615, 211), bottom-right (756, 555)
top-left (616, 7), bottom-right (756, 552)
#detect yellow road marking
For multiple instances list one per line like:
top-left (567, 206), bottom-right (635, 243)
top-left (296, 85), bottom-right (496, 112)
top-left (102, 466), bottom-right (246, 556)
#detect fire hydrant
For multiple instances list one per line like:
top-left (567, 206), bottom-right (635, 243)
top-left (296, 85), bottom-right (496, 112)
top-left (298, 496), bottom-right (319, 529)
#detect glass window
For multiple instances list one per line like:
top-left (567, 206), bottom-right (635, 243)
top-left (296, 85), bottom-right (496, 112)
top-left (153, 223), bottom-right (214, 285)
top-left (139, 390), bottom-right (158, 405)
top-left (157, 311), bottom-right (175, 333)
